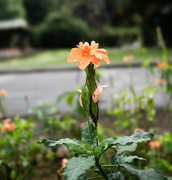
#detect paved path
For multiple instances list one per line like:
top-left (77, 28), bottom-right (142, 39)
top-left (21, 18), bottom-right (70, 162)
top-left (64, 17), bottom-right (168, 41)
top-left (0, 67), bottom-right (168, 116)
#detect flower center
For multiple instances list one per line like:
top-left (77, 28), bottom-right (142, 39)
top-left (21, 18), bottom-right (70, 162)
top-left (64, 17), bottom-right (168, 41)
top-left (84, 53), bottom-right (88, 56)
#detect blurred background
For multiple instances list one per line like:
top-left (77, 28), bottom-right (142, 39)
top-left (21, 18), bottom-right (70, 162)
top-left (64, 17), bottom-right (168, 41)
top-left (0, 0), bottom-right (172, 52)
top-left (0, 0), bottom-right (172, 180)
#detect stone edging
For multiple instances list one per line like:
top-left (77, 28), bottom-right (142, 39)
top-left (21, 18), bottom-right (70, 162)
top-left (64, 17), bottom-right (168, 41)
top-left (0, 60), bottom-right (170, 74)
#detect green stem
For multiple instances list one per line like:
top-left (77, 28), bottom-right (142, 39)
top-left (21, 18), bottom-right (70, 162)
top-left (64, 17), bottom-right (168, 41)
top-left (85, 167), bottom-right (97, 175)
top-left (0, 96), bottom-right (7, 116)
top-left (85, 63), bottom-right (106, 178)
top-left (156, 26), bottom-right (168, 61)
top-left (87, 176), bottom-right (104, 180)
top-left (95, 158), bottom-right (108, 179)
top-left (98, 147), bottom-right (110, 160)
top-left (85, 63), bottom-right (98, 125)
top-left (101, 165), bottom-right (116, 167)
top-left (86, 112), bottom-right (95, 153)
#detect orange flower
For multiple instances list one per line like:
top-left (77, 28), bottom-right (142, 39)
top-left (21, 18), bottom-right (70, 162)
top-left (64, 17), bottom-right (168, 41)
top-left (80, 122), bottom-right (86, 129)
top-left (128, 55), bottom-right (134, 61)
top-left (94, 48), bottom-right (110, 65)
top-left (155, 79), bottom-right (166, 85)
top-left (123, 55), bottom-right (134, 62)
top-left (157, 61), bottom-right (167, 69)
top-left (1, 118), bottom-right (15, 132)
top-left (0, 89), bottom-right (7, 96)
top-left (134, 128), bottom-right (145, 133)
top-left (149, 141), bottom-right (161, 148)
top-left (123, 56), bottom-right (128, 62)
top-left (0, 113), bottom-right (2, 119)
top-left (67, 41), bottom-right (110, 69)
top-left (77, 89), bottom-right (83, 107)
top-left (57, 158), bottom-right (68, 179)
top-left (92, 83), bottom-right (107, 103)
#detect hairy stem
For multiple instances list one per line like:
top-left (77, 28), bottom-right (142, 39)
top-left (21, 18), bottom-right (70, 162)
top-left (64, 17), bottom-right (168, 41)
top-left (85, 63), bottom-right (99, 125)
top-left (86, 113), bottom-right (95, 153)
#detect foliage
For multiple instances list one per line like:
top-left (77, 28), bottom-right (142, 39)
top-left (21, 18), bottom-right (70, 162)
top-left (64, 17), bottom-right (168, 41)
top-left (23, 0), bottom-right (50, 25)
top-left (107, 85), bottom-right (156, 134)
top-left (0, 116), bottom-right (41, 180)
top-left (39, 53), bottom-right (168, 179)
top-left (40, 129), bottom-right (167, 180)
top-left (34, 12), bottom-right (94, 48)
top-left (29, 103), bottom-right (78, 139)
top-left (146, 132), bottom-right (172, 172)
top-left (0, 0), bottom-right (25, 20)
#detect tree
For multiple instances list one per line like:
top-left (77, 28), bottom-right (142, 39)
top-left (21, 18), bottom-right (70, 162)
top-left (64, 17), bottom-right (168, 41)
top-left (0, 0), bottom-right (25, 20)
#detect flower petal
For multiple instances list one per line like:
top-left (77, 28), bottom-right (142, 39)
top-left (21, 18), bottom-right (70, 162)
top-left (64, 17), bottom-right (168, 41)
top-left (79, 94), bottom-right (83, 107)
top-left (97, 84), bottom-right (108, 94)
top-left (91, 41), bottom-right (99, 50)
top-left (102, 53), bottom-right (110, 64)
top-left (91, 56), bottom-right (101, 67)
top-left (92, 84), bottom-right (107, 103)
top-left (67, 48), bottom-right (82, 63)
top-left (78, 57), bottom-right (90, 69)
top-left (98, 48), bottom-right (106, 52)
top-left (92, 91), bottom-right (99, 103)
top-left (77, 42), bottom-right (84, 49)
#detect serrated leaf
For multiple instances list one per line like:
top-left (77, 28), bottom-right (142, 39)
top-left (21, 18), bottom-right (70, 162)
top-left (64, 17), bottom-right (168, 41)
top-left (65, 156), bottom-right (95, 180)
top-left (38, 138), bottom-right (87, 154)
top-left (82, 118), bottom-right (98, 145)
top-left (110, 155), bottom-right (118, 165)
top-left (117, 154), bottom-right (146, 164)
top-left (111, 131), bottom-right (153, 146)
top-left (121, 163), bottom-right (167, 180)
top-left (116, 143), bottom-right (137, 155)
top-left (107, 171), bottom-right (124, 180)
top-left (95, 137), bottom-right (117, 155)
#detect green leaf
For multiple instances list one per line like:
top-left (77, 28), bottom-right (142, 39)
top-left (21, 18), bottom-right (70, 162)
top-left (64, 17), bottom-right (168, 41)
top-left (95, 137), bottom-right (117, 155)
top-left (10, 170), bottom-right (16, 179)
top-left (82, 119), bottom-right (98, 145)
top-left (121, 163), bottom-right (167, 180)
top-left (60, 167), bottom-right (65, 173)
top-left (66, 93), bottom-right (75, 106)
top-left (111, 131), bottom-right (153, 146)
top-left (116, 143), bottom-right (137, 155)
top-left (57, 92), bottom-right (72, 104)
top-left (81, 86), bottom-right (90, 111)
top-left (117, 154), bottom-right (146, 164)
top-left (65, 156), bottom-right (95, 180)
top-left (91, 100), bottom-right (98, 117)
top-left (107, 171), bottom-right (124, 180)
top-left (38, 138), bottom-right (87, 154)
top-left (77, 175), bottom-right (87, 180)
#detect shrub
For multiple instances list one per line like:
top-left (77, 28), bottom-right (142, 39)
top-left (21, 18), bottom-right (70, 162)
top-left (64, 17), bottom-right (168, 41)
top-left (34, 13), bottom-right (94, 48)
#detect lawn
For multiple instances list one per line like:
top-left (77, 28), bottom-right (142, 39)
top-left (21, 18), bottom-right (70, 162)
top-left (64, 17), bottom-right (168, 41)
top-left (0, 47), bottom-right (172, 69)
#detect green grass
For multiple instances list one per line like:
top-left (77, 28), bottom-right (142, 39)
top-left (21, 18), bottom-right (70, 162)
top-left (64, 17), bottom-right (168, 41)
top-left (0, 47), bottom-right (171, 69)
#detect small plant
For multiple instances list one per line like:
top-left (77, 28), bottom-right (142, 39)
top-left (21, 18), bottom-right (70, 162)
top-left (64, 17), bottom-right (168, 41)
top-left (29, 103), bottom-right (77, 138)
top-left (0, 116), bottom-right (41, 180)
top-left (0, 89), bottom-right (8, 116)
top-left (39, 41), bottom-right (167, 180)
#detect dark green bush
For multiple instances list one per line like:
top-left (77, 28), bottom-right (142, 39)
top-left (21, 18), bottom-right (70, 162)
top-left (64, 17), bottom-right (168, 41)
top-left (34, 13), bottom-right (95, 48)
